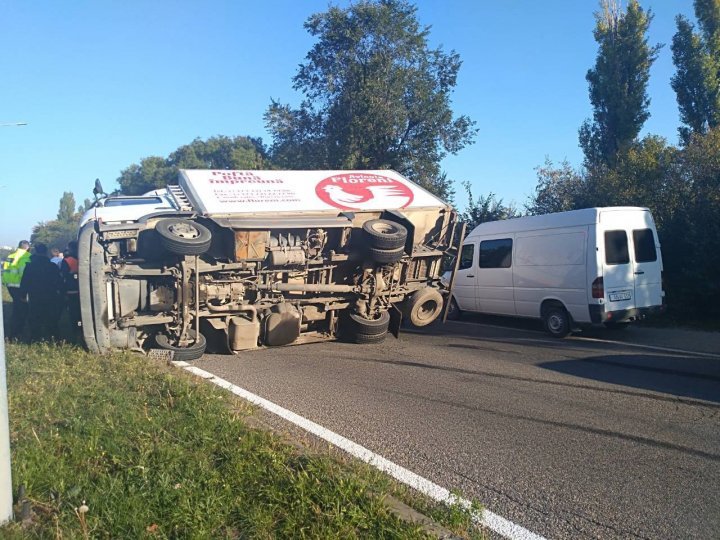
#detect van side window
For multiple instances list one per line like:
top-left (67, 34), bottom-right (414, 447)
top-left (605, 230), bottom-right (629, 265)
top-left (633, 229), bottom-right (657, 262)
top-left (459, 244), bottom-right (474, 270)
top-left (479, 239), bottom-right (512, 268)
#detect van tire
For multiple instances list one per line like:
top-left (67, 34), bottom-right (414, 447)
top-left (156, 219), bottom-right (212, 256)
top-left (368, 246), bottom-right (405, 264)
top-left (403, 288), bottom-right (444, 327)
top-left (155, 330), bottom-right (207, 361)
top-left (446, 297), bottom-right (461, 320)
top-left (362, 219), bottom-right (408, 250)
top-left (604, 321), bottom-right (629, 330)
top-left (542, 306), bottom-right (571, 338)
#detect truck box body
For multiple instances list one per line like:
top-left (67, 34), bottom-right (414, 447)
top-left (78, 170), bottom-right (459, 356)
top-left (446, 207), bottom-right (664, 336)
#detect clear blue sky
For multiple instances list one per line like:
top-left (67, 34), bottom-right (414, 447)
top-left (0, 0), bottom-right (695, 247)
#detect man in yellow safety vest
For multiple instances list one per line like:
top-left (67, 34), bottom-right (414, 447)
top-left (2, 240), bottom-right (31, 339)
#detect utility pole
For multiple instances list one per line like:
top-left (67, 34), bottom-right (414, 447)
top-left (0, 271), bottom-right (13, 524)
top-left (0, 120), bottom-right (22, 524)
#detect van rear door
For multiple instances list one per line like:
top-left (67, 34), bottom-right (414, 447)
top-left (601, 210), bottom-right (663, 313)
top-left (630, 226), bottom-right (663, 308)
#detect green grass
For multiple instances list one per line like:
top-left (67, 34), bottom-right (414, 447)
top-left (2, 342), bottom-right (485, 539)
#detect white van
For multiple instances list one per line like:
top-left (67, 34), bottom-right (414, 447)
top-left (445, 207), bottom-right (665, 337)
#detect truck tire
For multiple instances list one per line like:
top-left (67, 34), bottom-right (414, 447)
top-left (351, 331), bottom-right (387, 344)
top-left (156, 219), bottom-right (212, 256)
top-left (155, 330), bottom-right (207, 361)
top-left (368, 246), bottom-right (405, 264)
top-left (403, 288), bottom-right (444, 327)
top-left (362, 219), bottom-right (408, 250)
top-left (542, 306), bottom-right (571, 338)
top-left (345, 310), bottom-right (391, 336)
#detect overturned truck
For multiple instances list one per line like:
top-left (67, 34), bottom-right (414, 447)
top-left (78, 170), bottom-right (460, 359)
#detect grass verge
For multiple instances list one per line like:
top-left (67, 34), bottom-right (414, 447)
top-left (2, 342), bottom-right (484, 538)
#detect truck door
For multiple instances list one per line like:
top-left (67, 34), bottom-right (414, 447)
top-left (453, 242), bottom-right (478, 311)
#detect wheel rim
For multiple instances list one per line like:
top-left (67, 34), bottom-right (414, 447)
top-left (371, 222), bottom-right (396, 235)
top-left (169, 222), bottom-right (200, 239)
top-left (547, 313), bottom-right (564, 332)
top-left (416, 299), bottom-right (438, 321)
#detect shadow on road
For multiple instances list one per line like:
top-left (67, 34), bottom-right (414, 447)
top-left (539, 354), bottom-right (720, 404)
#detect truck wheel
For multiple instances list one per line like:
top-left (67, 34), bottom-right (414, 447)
top-left (362, 219), bottom-right (408, 250)
top-left (542, 306), bottom-right (571, 338)
top-left (403, 288), bottom-right (444, 327)
top-left (345, 310), bottom-right (391, 336)
top-left (351, 331), bottom-right (387, 344)
top-left (368, 246), bottom-right (405, 264)
top-left (446, 297), bottom-right (461, 320)
top-left (156, 219), bottom-right (212, 256)
top-left (155, 330), bottom-right (207, 361)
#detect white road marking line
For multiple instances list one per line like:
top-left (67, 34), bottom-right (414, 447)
top-left (567, 336), bottom-right (720, 359)
top-left (443, 321), bottom-right (720, 359)
top-left (172, 360), bottom-right (547, 540)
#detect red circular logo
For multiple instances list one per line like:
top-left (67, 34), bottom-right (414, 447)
top-left (315, 173), bottom-right (414, 210)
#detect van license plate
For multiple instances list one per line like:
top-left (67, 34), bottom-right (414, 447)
top-left (609, 291), bottom-right (632, 302)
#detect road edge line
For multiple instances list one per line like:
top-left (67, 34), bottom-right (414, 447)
top-left (171, 360), bottom-right (547, 540)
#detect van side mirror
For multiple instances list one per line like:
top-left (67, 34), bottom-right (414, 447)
top-left (93, 178), bottom-right (105, 198)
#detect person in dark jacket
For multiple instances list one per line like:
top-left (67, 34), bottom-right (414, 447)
top-left (60, 241), bottom-right (80, 341)
top-left (19, 243), bottom-right (64, 342)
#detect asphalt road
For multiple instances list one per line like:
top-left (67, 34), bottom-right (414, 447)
top-left (192, 320), bottom-right (720, 539)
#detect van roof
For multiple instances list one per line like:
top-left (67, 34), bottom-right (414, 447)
top-left (465, 206), bottom-right (650, 238)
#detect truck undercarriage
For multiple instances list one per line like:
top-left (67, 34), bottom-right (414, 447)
top-left (79, 207), bottom-right (458, 359)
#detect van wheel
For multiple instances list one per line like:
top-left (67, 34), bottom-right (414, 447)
top-left (156, 219), bottom-right (212, 256)
top-left (542, 306), bottom-right (571, 338)
top-left (362, 219), bottom-right (408, 250)
top-left (446, 297), bottom-right (461, 320)
top-left (604, 321), bottom-right (630, 330)
top-left (155, 330), bottom-right (207, 361)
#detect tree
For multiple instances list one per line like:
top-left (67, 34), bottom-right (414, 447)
top-left (671, 0), bottom-right (720, 144)
top-left (118, 136), bottom-right (270, 195)
top-left (265, 0), bottom-right (475, 199)
top-left (525, 159), bottom-right (587, 215)
top-left (461, 181), bottom-right (519, 230)
top-left (57, 192), bottom-right (77, 222)
top-left (579, 0), bottom-right (661, 167)
top-left (31, 191), bottom-right (84, 251)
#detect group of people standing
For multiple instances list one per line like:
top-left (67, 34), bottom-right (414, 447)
top-left (2, 240), bottom-right (80, 342)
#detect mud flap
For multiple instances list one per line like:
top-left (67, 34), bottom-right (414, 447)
top-left (389, 305), bottom-right (402, 339)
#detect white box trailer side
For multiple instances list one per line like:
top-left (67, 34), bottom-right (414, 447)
top-left (446, 207), bottom-right (664, 336)
top-left (78, 170), bottom-right (461, 356)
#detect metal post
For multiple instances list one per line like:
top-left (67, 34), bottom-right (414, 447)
top-left (0, 270), bottom-right (14, 523)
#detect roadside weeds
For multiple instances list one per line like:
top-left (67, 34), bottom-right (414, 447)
top-left (2, 342), bottom-right (486, 539)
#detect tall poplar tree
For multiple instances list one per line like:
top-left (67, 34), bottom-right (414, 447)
top-left (671, 0), bottom-right (720, 144)
top-left (579, 0), bottom-right (661, 168)
top-left (265, 0), bottom-right (475, 200)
